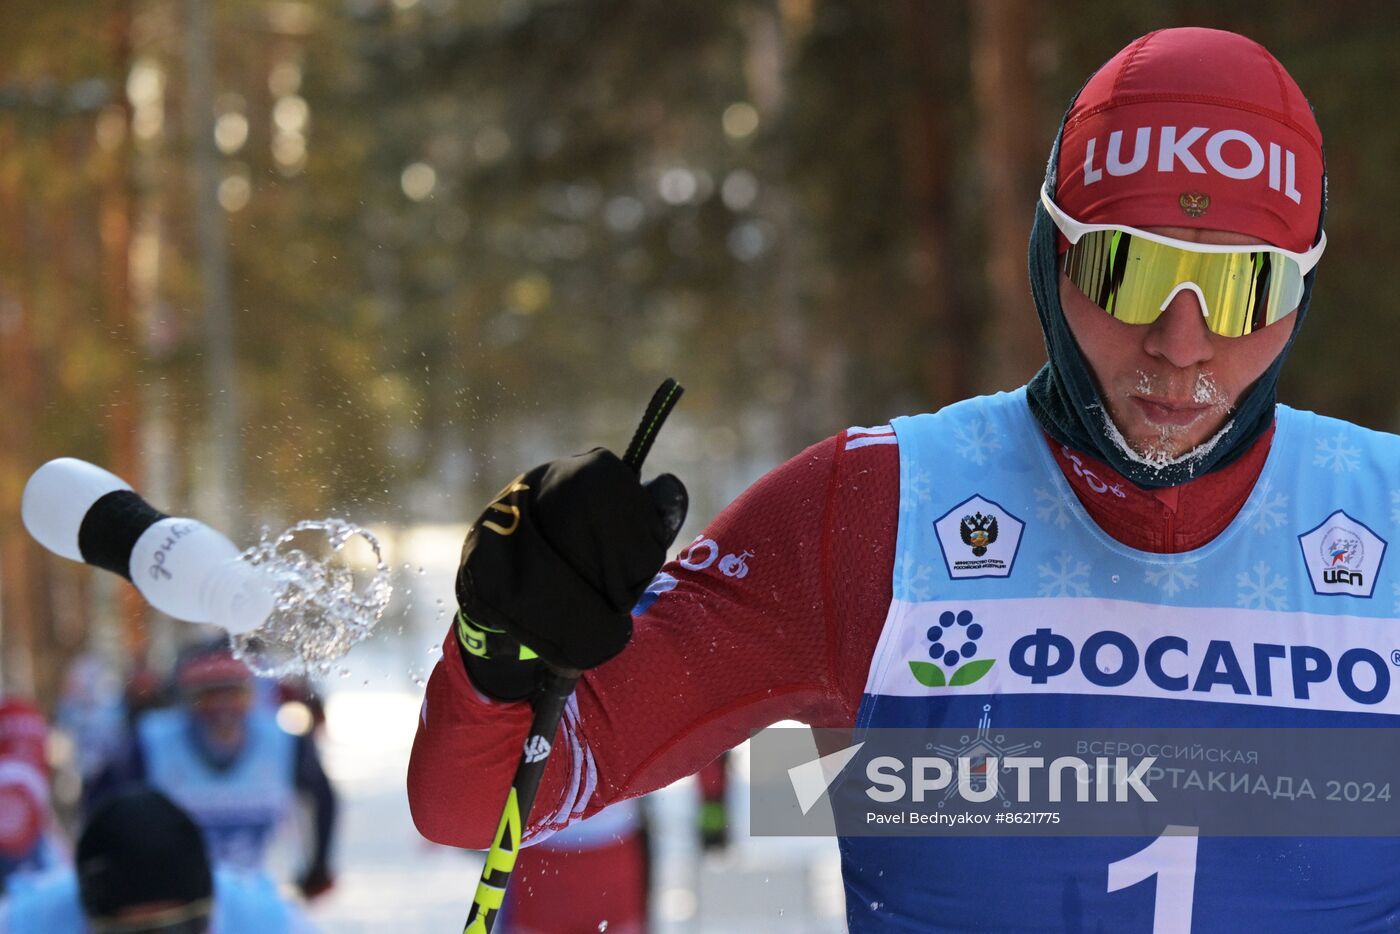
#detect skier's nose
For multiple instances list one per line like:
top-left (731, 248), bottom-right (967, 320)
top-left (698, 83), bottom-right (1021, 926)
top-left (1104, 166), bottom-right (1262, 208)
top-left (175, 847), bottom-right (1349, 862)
top-left (1141, 284), bottom-right (1216, 369)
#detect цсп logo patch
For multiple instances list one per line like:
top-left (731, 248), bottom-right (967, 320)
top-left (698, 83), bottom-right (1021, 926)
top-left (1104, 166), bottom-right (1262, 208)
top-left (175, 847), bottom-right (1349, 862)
top-left (1297, 510), bottom-right (1386, 598)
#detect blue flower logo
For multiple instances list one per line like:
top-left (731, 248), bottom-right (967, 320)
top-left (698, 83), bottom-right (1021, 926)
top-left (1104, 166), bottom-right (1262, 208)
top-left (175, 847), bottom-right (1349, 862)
top-left (909, 609), bottom-right (994, 688)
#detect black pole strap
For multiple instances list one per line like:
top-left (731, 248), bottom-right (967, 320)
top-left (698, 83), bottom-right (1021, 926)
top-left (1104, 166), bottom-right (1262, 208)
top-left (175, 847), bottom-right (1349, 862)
top-left (622, 378), bottom-right (682, 473)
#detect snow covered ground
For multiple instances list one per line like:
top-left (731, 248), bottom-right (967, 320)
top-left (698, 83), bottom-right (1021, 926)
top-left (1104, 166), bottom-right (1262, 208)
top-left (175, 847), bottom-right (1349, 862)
top-left (304, 691), bottom-right (475, 932)
top-left (305, 690), bottom-right (845, 933)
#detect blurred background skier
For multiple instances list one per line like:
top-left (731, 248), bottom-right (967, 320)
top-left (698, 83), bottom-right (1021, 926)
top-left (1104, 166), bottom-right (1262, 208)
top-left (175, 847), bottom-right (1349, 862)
top-left (0, 786), bottom-right (316, 933)
top-left (86, 642), bottom-right (338, 900)
top-left (0, 701), bottom-right (58, 894)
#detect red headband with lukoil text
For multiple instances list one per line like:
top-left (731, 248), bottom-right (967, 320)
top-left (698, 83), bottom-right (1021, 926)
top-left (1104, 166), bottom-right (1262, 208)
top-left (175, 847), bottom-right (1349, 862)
top-left (1055, 27), bottom-right (1324, 254)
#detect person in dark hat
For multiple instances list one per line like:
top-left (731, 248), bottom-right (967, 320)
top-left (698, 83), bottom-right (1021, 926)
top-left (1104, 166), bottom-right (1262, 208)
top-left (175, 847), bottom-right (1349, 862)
top-left (1, 787), bottom-right (313, 933)
top-left (75, 787), bottom-right (215, 933)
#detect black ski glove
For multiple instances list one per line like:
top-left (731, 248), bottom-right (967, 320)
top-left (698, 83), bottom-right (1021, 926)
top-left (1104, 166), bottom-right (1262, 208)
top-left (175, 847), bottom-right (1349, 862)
top-left (455, 448), bottom-right (687, 701)
top-left (297, 862), bottom-right (335, 900)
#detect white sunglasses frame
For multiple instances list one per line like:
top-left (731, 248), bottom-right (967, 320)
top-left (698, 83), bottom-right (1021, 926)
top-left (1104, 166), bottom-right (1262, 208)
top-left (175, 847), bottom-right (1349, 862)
top-left (1039, 184), bottom-right (1326, 277)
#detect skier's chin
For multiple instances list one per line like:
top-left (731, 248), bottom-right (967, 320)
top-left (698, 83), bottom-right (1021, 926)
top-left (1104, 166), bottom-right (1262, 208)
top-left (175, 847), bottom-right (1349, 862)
top-left (1122, 422), bottom-right (1207, 461)
top-left (1100, 403), bottom-right (1236, 473)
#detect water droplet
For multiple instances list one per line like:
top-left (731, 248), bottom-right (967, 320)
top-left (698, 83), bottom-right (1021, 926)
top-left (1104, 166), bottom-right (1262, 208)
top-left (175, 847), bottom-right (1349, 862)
top-left (598, 923), bottom-right (608, 932)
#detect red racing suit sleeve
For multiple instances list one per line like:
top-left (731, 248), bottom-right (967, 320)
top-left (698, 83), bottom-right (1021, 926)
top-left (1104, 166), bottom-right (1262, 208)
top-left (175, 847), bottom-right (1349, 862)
top-left (407, 430), bottom-right (898, 849)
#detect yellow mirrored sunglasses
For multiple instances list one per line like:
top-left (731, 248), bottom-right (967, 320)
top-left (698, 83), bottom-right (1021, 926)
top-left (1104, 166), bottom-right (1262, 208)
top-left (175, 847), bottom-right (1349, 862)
top-left (1041, 185), bottom-right (1325, 338)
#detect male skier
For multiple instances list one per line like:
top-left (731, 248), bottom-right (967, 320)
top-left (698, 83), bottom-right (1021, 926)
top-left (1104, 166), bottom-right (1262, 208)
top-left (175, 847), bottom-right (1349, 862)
top-left (88, 644), bottom-right (337, 900)
top-left (410, 27), bottom-right (1400, 931)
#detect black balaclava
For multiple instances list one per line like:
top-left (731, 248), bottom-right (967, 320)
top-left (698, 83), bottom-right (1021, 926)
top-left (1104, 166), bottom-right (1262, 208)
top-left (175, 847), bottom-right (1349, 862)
top-left (76, 787), bottom-right (213, 922)
top-left (1024, 28), bottom-right (1327, 489)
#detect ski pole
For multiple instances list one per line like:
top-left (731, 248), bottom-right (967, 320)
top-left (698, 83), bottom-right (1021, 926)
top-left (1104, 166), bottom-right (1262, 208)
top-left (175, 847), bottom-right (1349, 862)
top-left (464, 378), bottom-right (684, 934)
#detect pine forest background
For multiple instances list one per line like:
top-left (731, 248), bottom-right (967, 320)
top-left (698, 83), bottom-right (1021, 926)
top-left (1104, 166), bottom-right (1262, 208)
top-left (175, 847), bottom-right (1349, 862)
top-left (0, 0), bottom-right (1395, 707)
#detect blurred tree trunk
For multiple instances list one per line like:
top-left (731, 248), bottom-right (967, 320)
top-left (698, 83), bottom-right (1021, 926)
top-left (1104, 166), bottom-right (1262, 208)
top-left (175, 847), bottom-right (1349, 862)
top-left (970, 0), bottom-right (1045, 391)
top-left (186, 0), bottom-right (242, 537)
top-left (894, 0), bottom-right (973, 407)
top-left (0, 4), bottom-right (141, 706)
top-left (0, 117), bottom-right (49, 701)
top-left (745, 0), bottom-right (831, 449)
top-left (100, 0), bottom-right (147, 668)
top-left (35, 126), bottom-right (85, 708)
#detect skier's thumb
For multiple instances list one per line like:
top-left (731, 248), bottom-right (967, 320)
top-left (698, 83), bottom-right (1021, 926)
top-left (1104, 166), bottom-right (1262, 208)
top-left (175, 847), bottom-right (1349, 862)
top-left (645, 473), bottom-right (688, 548)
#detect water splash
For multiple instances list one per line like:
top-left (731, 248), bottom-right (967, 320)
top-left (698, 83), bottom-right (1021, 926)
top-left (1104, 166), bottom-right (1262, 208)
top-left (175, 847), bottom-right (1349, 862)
top-left (229, 519), bottom-right (392, 677)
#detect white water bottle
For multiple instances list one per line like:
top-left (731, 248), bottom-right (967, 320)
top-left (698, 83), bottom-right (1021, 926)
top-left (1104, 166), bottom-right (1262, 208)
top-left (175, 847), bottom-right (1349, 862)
top-left (21, 458), bottom-right (275, 635)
